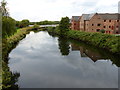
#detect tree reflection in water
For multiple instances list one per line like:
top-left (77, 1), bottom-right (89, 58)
top-left (48, 32), bottom-right (120, 67)
top-left (58, 36), bottom-right (70, 56)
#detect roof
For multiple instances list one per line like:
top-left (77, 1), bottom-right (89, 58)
top-left (80, 13), bottom-right (120, 21)
top-left (80, 13), bottom-right (96, 21)
top-left (88, 13), bottom-right (96, 20)
top-left (80, 14), bottom-right (90, 21)
top-left (98, 13), bottom-right (120, 20)
top-left (72, 16), bottom-right (81, 21)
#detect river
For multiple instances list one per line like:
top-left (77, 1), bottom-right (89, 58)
top-left (8, 31), bottom-right (119, 88)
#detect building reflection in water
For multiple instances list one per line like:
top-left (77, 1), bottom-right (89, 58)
top-left (71, 44), bottom-right (108, 62)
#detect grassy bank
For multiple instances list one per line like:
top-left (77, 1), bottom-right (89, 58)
top-left (48, 28), bottom-right (120, 55)
top-left (2, 27), bottom-right (31, 62)
top-left (2, 27), bottom-right (34, 89)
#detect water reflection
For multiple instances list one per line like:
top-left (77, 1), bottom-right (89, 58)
top-left (71, 44), bottom-right (108, 62)
top-left (2, 61), bottom-right (20, 89)
top-left (69, 40), bottom-right (120, 67)
top-left (8, 31), bottom-right (118, 88)
top-left (58, 36), bottom-right (70, 56)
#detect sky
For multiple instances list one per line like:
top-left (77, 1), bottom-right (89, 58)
top-left (2, 0), bottom-right (120, 22)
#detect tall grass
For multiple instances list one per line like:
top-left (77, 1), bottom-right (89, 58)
top-left (48, 28), bottom-right (120, 54)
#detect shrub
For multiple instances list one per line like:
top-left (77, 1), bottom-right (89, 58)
top-left (100, 29), bottom-right (105, 33)
top-left (19, 19), bottom-right (29, 28)
top-left (2, 16), bottom-right (16, 38)
top-left (48, 28), bottom-right (120, 54)
top-left (32, 24), bottom-right (40, 30)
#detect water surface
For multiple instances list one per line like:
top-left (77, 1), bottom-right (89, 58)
top-left (9, 31), bottom-right (118, 88)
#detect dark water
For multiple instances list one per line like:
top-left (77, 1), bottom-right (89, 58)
top-left (9, 31), bottom-right (118, 88)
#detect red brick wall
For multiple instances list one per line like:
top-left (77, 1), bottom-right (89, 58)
top-left (71, 21), bottom-right (80, 30)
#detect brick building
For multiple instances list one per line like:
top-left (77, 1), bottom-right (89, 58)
top-left (71, 16), bottom-right (81, 30)
top-left (71, 13), bottom-right (120, 34)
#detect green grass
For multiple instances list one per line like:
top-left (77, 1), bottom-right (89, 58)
top-left (48, 28), bottom-right (120, 55)
top-left (2, 27), bottom-right (31, 89)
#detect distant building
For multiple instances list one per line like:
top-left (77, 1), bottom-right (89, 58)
top-left (118, 1), bottom-right (120, 34)
top-left (71, 16), bottom-right (81, 30)
top-left (71, 13), bottom-right (120, 34)
top-left (79, 14), bottom-right (90, 31)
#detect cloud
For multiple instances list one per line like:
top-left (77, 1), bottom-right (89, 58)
top-left (5, 0), bottom-right (120, 21)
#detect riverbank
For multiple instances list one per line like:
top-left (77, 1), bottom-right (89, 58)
top-left (2, 27), bottom-right (35, 89)
top-left (2, 27), bottom-right (30, 61)
top-left (48, 28), bottom-right (120, 55)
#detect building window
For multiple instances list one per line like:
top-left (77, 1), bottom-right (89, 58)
top-left (109, 26), bottom-right (111, 28)
top-left (104, 20), bottom-right (106, 22)
top-left (97, 24), bottom-right (101, 26)
top-left (104, 26), bottom-right (106, 28)
top-left (116, 31), bottom-right (119, 34)
top-left (109, 20), bottom-right (111, 22)
top-left (92, 24), bottom-right (94, 26)
top-left (96, 29), bottom-right (100, 32)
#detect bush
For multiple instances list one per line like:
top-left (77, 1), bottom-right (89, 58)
top-left (2, 16), bottom-right (16, 38)
top-left (32, 24), bottom-right (40, 30)
top-left (48, 29), bottom-right (120, 54)
top-left (100, 29), bottom-right (105, 33)
top-left (19, 19), bottom-right (29, 28)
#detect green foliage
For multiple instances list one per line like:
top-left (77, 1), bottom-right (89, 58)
top-left (30, 20), bottom-right (60, 25)
top-left (32, 24), bottom-right (40, 30)
top-left (59, 17), bottom-right (70, 35)
top-left (58, 37), bottom-right (70, 56)
top-left (2, 28), bottom-right (30, 89)
top-left (15, 21), bottom-right (20, 28)
top-left (48, 28), bottom-right (120, 54)
top-left (18, 19), bottom-right (29, 28)
top-left (2, 16), bottom-right (16, 38)
top-left (2, 62), bottom-right (20, 89)
top-left (100, 29), bottom-right (105, 33)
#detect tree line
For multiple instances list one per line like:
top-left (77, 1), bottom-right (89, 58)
top-left (30, 20), bottom-right (59, 25)
top-left (1, 0), bottom-right (30, 38)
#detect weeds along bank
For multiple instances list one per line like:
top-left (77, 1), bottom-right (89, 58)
top-left (2, 27), bottom-right (38, 89)
top-left (3, 28), bottom-right (28, 61)
top-left (48, 27), bottom-right (120, 55)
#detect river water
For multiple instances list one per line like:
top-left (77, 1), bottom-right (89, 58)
top-left (8, 31), bottom-right (119, 88)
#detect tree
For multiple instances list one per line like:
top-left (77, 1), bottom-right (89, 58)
top-left (59, 16), bottom-right (70, 35)
top-left (1, 0), bottom-right (16, 38)
top-left (32, 24), bottom-right (40, 30)
top-left (19, 19), bottom-right (29, 28)
top-left (15, 21), bottom-right (20, 28)
top-left (1, 0), bottom-right (9, 16)
top-left (58, 36), bottom-right (70, 56)
top-left (2, 16), bottom-right (16, 38)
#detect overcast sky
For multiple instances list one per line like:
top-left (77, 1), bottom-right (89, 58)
top-left (3, 0), bottom-right (120, 21)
